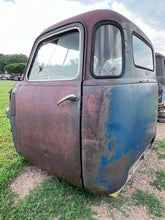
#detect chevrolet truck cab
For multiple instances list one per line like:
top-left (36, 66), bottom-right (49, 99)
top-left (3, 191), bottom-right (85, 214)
top-left (6, 10), bottom-right (157, 194)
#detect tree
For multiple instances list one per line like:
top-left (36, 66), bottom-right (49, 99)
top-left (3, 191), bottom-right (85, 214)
top-left (3, 54), bottom-right (28, 65)
top-left (4, 63), bottom-right (26, 75)
top-left (0, 54), bottom-right (5, 74)
top-left (0, 53), bottom-right (28, 74)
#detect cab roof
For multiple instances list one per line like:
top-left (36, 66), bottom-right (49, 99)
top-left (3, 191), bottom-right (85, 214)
top-left (40, 9), bottom-right (152, 45)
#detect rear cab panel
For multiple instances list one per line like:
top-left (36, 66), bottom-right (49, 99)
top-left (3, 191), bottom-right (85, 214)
top-left (81, 10), bottom-right (157, 193)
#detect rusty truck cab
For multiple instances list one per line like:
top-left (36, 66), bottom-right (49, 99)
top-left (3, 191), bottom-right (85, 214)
top-left (7, 10), bottom-right (158, 194)
top-left (155, 53), bottom-right (165, 121)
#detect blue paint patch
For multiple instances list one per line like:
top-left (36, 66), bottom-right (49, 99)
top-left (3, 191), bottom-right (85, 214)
top-left (94, 84), bottom-right (157, 190)
top-left (100, 155), bottom-right (109, 170)
top-left (104, 85), bottom-right (156, 164)
top-left (94, 170), bottom-right (114, 190)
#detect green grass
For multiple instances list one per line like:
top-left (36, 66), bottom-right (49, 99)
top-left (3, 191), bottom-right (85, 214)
top-left (0, 81), bottom-right (165, 219)
top-left (1, 177), bottom-right (97, 220)
top-left (108, 195), bottom-right (129, 219)
top-left (152, 140), bottom-right (165, 159)
top-left (0, 81), bottom-right (31, 219)
top-left (0, 81), bottom-right (18, 168)
top-left (150, 170), bottom-right (165, 191)
top-left (156, 140), bottom-right (165, 149)
top-left (0, 81), bottom-right (28, 191)
top-left (131, 189), bottom-right (164, 217)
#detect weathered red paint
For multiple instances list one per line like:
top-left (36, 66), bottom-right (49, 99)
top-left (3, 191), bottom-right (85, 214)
top-left (7, 10), bottom-right (158, 194)
top-left (15, 81), bottom-right (82, 187)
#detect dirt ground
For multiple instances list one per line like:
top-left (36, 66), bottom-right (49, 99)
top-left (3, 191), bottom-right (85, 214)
top-left (92, 122), bottom-right (165, 220)
top-left (10, 166), bottom-right (52, 203)
top-left (156, 121), bottom-right (165, 140)
top-left (11, 122), bottom-right (165, 219)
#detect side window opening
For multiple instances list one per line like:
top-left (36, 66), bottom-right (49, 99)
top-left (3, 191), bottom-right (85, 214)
top-left (133, 34), bottom-right (153, 71)
top-left (29, 30), bottom-right (80, 81)
top-left (92, 24), bottom-right (123, 77)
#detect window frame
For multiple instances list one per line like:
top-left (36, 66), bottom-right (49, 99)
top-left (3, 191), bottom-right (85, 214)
top-left (132, 32), bottom-right (154, 71)
top-left (90, 21), bottom-right (124, 79)
top-left (26, 24), bottom-right (84, 82)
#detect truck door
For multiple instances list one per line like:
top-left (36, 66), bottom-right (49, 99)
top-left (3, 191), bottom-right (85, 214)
top-left (16, 24), bottom-right (84, 187)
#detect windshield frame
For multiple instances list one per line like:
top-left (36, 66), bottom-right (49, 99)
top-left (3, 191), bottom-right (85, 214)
top-left (25, 24), bottom-right (84, 82)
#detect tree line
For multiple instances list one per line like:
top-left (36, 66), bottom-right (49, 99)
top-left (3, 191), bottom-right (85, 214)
top-left (0, 53), bottom-right (28, 76)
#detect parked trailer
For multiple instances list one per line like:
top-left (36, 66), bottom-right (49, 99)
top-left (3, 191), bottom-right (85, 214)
top-left (6, 10), bottom-right (158, 194)
top-left (155, 53), bottom-right (165, 121)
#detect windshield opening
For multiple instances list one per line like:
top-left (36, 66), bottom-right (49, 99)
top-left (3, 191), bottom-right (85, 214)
top-left (29, 30), bottom-right (80, 81)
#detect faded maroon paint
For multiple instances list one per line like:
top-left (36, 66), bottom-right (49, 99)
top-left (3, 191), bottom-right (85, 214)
top-left (16, 80), bottom-right (82, 187)
top-left (7, 10), bottom-right (158, 194)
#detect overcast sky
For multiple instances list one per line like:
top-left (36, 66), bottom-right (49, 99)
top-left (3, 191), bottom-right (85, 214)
top-left (0, 0), bottom-right (165, 56)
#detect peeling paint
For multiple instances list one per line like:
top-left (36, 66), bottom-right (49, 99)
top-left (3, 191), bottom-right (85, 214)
top-left (6, 9), bottom-right (158, 195)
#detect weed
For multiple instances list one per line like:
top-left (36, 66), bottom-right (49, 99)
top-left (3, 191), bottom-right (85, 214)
top-left (131, 189), bottom-right (164, 217)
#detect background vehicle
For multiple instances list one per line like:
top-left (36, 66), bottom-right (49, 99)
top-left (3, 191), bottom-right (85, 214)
top-left (155, 53), bottom-right (165, 121)
top-left (13, 75), bottom-right (23, 81)
top-left (0, 74), bottom-right (10, 80)
top-left (6, 10), bottom-right (158, 194)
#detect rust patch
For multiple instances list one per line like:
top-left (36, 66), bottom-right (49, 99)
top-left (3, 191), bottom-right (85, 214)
top-left (83, 93), bottom-right (98, 118)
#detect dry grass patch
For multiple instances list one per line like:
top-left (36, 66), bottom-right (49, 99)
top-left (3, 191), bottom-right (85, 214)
top-left (10, 165), bottom-right (52, 202)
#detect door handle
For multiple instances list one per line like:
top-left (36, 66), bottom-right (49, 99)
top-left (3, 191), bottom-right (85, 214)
top-left (57, 94), bottom-right (79, 106)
